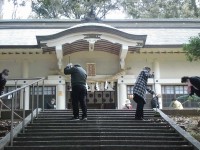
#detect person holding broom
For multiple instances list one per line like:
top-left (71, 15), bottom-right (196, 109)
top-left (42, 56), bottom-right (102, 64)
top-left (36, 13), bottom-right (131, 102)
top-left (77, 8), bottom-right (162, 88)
top-left (132, 67), bottom-right (157, 120)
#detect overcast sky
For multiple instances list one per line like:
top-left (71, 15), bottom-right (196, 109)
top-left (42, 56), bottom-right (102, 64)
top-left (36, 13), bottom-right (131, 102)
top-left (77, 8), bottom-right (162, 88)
top-left (2, 1), bottom-right (127, 19)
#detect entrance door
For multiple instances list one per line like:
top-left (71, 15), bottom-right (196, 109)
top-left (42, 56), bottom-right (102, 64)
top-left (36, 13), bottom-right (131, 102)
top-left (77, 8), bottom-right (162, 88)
top-left (66, 82), bottom-right (117, 109)
top-left (29, 86), bottom-right (56, 109)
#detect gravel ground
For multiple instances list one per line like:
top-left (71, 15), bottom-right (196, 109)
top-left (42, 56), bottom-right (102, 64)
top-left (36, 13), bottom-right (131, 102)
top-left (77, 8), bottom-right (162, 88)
top-left (169, 115), bottom-right (200, 142)
top-left (0, 120), bottom-right (21, 139)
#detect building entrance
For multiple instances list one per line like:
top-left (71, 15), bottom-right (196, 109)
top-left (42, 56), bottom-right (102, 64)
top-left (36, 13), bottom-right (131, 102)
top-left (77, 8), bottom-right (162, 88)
top-left (66, 82), bottom-right (117, 109)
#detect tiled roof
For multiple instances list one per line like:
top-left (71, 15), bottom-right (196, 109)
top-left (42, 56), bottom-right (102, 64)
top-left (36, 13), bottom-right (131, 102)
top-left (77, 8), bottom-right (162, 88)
top-left (0, 19), bottom-right (200, 47)
top-left (0, 28), bottom-right (199, 46)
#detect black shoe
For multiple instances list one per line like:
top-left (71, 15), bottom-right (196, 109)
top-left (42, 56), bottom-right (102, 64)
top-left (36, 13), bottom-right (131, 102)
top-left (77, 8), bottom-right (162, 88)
top-left (70, 117), bottom-right (80, 121)
top-left (135, 117), bottom-right (145, 120)
top-left (81, 114), bottom-right (87, 120)
top-left (81, 117), bottom-right (87, 121)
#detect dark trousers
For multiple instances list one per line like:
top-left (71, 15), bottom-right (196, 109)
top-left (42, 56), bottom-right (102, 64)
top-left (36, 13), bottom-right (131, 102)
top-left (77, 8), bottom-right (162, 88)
top-left (133, 94), bottom-right (145, 119)
top-left (71, 85), bottom-right (87, 118)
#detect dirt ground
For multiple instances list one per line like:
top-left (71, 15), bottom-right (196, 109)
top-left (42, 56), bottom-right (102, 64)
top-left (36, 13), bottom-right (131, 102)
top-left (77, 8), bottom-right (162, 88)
top-left (169, 115), bottom-right (200, 142)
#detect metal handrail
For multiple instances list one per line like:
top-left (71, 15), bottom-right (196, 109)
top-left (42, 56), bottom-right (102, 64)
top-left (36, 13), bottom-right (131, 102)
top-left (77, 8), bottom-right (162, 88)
top-left (0, 77), bottom-right (45, 146)
top-left (0, 77), bottom-right (45, 99)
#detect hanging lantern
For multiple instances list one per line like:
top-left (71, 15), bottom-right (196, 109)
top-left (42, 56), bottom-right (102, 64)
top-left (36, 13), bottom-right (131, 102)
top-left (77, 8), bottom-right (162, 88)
top-left (95, 82), bottom-right (100, 91)
top-left (104, 80), bottom-right (108, 90)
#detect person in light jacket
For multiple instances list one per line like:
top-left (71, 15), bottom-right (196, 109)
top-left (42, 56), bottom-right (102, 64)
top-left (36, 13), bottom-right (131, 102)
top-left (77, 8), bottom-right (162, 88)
top-left (169, 99), bottom-right (183, 110)
top-left (123, 99), bottom-right (133, 110)
top-left (64, 63), bottom-right (87, 121)
top-left (132, 67), bottom-right (156, 120)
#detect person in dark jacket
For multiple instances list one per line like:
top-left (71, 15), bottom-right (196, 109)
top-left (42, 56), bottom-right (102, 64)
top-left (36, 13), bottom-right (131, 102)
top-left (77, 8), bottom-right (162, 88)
top-left (46, 98), bottom-right (56, 109)
top-left (0, 69), bottom-right (9, 118)
top-left (0, 69), bottom-right (9, 96)
top-left (181, 76), bottom-right (200, 97)
top-left (64, 63), bottom-right (87, 121)
top-left (151, 95), bottom-right (160, 109)
top-left (133, 67), bottom-right (156, 120)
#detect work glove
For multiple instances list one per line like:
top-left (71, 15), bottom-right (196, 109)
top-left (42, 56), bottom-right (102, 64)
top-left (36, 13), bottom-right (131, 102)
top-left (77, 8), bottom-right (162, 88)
top-left (66, 63), bottom-right (73, 68)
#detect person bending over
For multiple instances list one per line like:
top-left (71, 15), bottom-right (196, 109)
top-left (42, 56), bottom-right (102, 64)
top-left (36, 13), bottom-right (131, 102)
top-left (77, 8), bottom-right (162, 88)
top-left (181, 76), bottom-right (200, 97)
top-left (64, 63), bottom-right (87, 121)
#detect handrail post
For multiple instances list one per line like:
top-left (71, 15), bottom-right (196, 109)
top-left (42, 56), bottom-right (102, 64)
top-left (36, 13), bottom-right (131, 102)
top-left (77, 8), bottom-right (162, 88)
top-left (14, 80), bottom-right (18, 110)
top-left (0, 77), bottom-right (45, 142)
top-left (22, 88), bottom-right (25, 133)
top-left (36, 82), bottom-right (39, 118)
top-left (42, 80), bottom-right (44, 111)
top-left (31, 84), bottom-right (34, 124)
top-left (10, 94), bottom-right (14, 146)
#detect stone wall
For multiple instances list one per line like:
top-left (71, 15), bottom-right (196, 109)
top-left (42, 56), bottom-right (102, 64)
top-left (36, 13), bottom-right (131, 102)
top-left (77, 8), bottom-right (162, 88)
top-left (162, 109), bottom-right (200, 116)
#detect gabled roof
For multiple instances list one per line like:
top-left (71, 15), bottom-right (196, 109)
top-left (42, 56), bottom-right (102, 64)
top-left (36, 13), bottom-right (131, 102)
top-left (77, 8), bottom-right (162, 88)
top-left (0, 19), bottom-right (200, 49)
top-left (37, 22), bottom-right (146, 44)
top-left (36, 22), bottom-right (147, 55)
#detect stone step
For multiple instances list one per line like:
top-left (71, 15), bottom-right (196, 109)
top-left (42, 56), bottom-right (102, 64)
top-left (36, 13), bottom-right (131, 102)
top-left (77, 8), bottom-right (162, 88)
top-left (35, 117), bottom-right (158, 120)
top-left (4, 109), bottom-right (194, 150)
top-left (38, 111), bottom-right (156, 116)
top-left (13, 135), bottom-right (184, 141)
top-left (24, 127), bottom-right (171, 131)
top-left (32, 120), bottom-right (164, 124)
top-left (13, 140), bottom-right (189, 146)
top-left (38, 110), bottom-right (155, 114)
top-left (25, 125), bottom-right (171, 129)
top-left (26, 122), bottom-right (169, 127)
top-left (27, 122), bottom-right (169, 127)
top-left (18, 131), bottom-right (177, 136)
top-left (24, 128), bottom-right (174, 133)
top-left (35, 116), bottom-right (162, 120)
top-left (4, 145), bottom-right (194, 150)
top-left (37, 115), bottom-right (155, 118)
top-left (40, 109), bottom-right (154, 112)
top-left (38, 114), bottom-right (154, 118)
top-left (39, 111), bottom-right (155, 115)
top-left (39, 110), bottom-right (155, 113)
top-left (38, 112), bottom-right (155, 115)
top-left (38, 112), bottom-right (156, 115)
top-left (18, 130), bottom-right (179, 137)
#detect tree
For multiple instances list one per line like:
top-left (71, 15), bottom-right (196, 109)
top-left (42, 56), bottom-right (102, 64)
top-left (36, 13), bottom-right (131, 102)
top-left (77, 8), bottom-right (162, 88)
top-left (31, 0), bottom-right (63, 19)
top-left (121, 0), bottom-right (200, 18)
top-left (183, 34), bottom-right (200, 62)
top-left (0, 0), bottom-right (27, 19)
top-left (0, 0), bottom-right (5, 19)
top-left (10, 0), bottom-right (26, 19)
top-left (31, 0), bottom-right (121, 19)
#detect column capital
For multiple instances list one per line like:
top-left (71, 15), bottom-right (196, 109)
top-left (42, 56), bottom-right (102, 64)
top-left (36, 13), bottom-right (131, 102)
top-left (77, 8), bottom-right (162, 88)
top-left (153, 60), bottom-right (160, 79)
top-left (119, 45), bottom-right (128, 69)
top-left (118, 83), bottom-right (127, 109)
top-left (55, 45), bottom-right (63, 70)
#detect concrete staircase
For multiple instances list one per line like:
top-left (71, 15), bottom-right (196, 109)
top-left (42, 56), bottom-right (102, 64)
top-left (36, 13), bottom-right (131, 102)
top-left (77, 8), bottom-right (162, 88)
top-left (4, 109), bottom-right (194, 150)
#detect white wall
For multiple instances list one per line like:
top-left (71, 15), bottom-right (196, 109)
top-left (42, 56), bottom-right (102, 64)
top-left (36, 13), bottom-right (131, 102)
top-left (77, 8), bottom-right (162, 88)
top-left (126, 52), bottom-right (200, 79)
top-left (63, 51), bottom-right (120, 75)
top-left (0, 53), bottom-right (58, 78)
top-left (0, 54), bottom-right (22, 78)
top-left (1, 47), bottom-right (199, 82)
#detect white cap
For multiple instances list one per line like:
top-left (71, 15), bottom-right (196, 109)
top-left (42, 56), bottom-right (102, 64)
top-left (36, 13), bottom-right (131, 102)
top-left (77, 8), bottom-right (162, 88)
top-left (125, 99), bottom-right (131, 105)
top-left (67, 63), bottom-right (73, 68)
